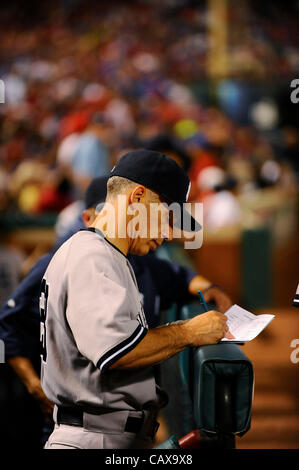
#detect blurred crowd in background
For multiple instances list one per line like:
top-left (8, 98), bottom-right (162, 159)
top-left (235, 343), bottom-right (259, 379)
top-left (0, 0), bottom-right (298, 450)
top-left (0, 0), bottom-right (298, 302)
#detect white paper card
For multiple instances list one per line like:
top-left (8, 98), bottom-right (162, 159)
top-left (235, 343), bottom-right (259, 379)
top-left (221, 304), bottom-right (275, 342)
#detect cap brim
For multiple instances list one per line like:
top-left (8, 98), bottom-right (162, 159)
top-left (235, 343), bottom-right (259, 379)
top-left (174, 204), bottom-right (202, 232)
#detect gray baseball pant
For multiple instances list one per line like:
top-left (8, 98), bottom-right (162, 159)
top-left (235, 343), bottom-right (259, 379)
top-left (44, 406), bottom-right (157, 449)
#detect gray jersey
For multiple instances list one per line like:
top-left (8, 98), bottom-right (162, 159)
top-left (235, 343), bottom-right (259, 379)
top-left (40, 228), bottom-right (161, 412)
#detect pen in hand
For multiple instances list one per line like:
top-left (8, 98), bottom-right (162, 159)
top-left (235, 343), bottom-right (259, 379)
top-left (197, 289), bottom-right (235, 339)
top-left (197, 289), bottom-right (209, 312)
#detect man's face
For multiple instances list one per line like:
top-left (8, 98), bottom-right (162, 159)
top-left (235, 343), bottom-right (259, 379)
top-left (128, 188), bottom-right (173, 256)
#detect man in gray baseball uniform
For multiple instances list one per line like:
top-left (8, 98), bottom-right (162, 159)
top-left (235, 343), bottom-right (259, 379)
top-left (42, 149), bottom-right (229, 449)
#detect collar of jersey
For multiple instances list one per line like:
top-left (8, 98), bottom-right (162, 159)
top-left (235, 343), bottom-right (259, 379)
top-left (81, 227), bottom-right (127, 259)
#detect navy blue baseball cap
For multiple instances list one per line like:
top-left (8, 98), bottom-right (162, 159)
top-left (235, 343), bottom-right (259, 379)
top-left (84, 176), bottom-right (109, 208)
top-left (109, 149), bottom-right (201, 232)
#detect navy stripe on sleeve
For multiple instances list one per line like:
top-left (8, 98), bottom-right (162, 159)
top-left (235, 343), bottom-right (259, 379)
top-left (96, 323), bottom-right (148, 372)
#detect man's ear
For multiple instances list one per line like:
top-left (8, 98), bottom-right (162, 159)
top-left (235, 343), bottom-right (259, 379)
top-left (81, 208), bottom-right (96, 227)
top-left (129, 185), bottom-right (145, 205)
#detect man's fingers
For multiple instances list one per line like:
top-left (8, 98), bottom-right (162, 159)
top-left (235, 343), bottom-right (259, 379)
top-left (225, 331), bottom-right (235, 339)
top-left (214, 311), bottom-right (226, 319)
top-left (221, 314), bottom-right (228, 325)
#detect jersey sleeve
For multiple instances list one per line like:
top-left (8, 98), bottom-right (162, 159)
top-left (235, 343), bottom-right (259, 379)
top-left (65, 246), bottom-right (148, 372)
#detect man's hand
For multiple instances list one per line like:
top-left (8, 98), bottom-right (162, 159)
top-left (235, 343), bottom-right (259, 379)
top-left (28, 379), bottom-right (54, 422)
top-left (183, 310), bottom-right (228, 346)
top-left (203, 286), bottom-right (233, 313)
top-left (188, 276), bottom-right (233, 313)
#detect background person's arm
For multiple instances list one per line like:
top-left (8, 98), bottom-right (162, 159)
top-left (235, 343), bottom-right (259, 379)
top-left (142, 255), bottom-right (232, 314)
top-left (188, 275), bottom-right (233, 312)
top-left (8, 356), bottom-right (54, 420)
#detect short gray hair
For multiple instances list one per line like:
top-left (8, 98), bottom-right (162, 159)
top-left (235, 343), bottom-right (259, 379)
top-left (107, 176), bottom-right (137, 198)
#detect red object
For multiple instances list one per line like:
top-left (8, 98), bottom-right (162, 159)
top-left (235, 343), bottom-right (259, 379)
top-left (189, 150), bottom-right (220, 183)
top-left (59, 111), bottom-right (89, 139)
top-left (36, 185), bottom-right (72, 213)
top-left (178, 430), bottom-right (201, 449)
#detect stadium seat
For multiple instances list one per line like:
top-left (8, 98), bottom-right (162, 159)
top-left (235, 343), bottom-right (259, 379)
top-left (161, 300), bottom-right (254, 447)
top-left (193, 343), bottom-right (254, 441)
